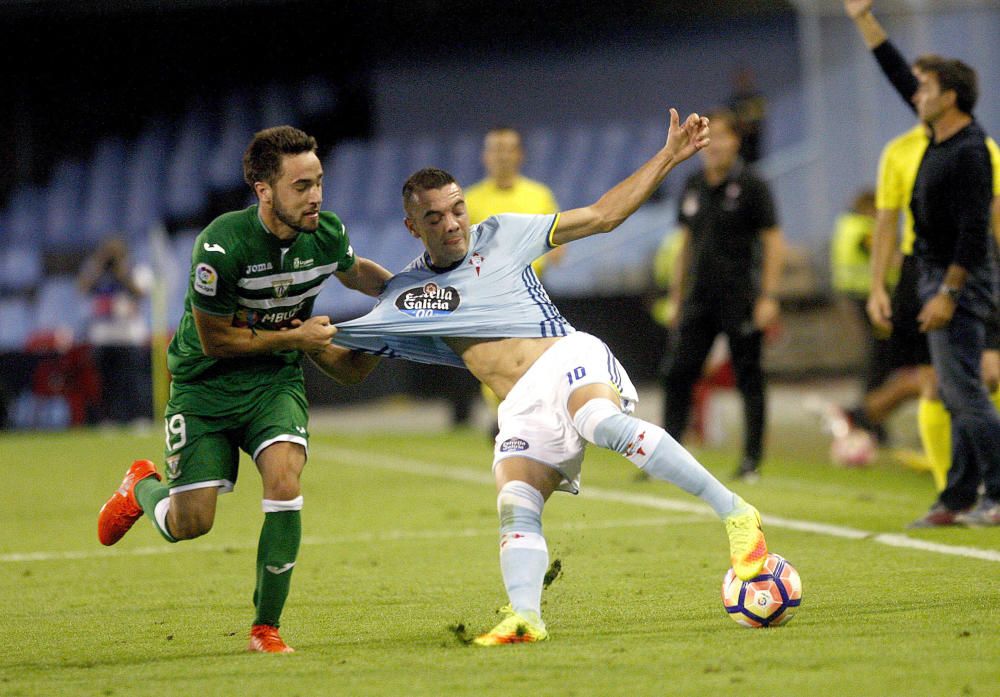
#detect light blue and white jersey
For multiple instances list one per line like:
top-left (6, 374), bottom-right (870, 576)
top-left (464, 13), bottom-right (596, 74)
top-left (334, 213), bottom-right (574, 367)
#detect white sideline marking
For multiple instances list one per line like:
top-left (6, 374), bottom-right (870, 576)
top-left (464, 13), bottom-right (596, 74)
top-left (0, 516), bottom-right (697, 564)
top-left (317, 445), bottom-right (1000, 564)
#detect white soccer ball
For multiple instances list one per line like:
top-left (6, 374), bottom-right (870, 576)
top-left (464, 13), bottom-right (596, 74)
top-left (722, 553), bottom-right (802, 628)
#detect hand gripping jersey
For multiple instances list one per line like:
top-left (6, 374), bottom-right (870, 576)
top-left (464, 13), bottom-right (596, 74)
top-left (334, 213), bottom-right (574, 368)
top-left (168, 205), bottom-right (356, 387)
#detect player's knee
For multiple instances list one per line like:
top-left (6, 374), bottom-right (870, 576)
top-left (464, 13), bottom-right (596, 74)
top-left (169, 511), bottom-right (214, 540)
top-left (497, 481), bottom-right (544, 533)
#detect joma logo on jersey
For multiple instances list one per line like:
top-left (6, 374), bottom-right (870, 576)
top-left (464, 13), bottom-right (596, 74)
top-left (271, 278), bottom-right (293, 298)
top-left (246, 262), bottom-right (273, 274)
top-left (394, 282), bottom-right (461, 318)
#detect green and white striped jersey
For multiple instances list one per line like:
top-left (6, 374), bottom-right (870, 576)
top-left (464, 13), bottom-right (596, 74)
top-left (167, 205), bottom-right (355, 387)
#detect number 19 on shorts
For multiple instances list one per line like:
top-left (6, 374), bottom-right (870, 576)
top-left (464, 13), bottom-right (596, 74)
top-left (165, 414), bottom-right (187, 452)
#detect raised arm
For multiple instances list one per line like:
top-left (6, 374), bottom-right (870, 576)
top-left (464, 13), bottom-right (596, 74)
top-left (551, 109), bottom-right (710, 245)
top-left (844, 0), bottom-right (918, 109)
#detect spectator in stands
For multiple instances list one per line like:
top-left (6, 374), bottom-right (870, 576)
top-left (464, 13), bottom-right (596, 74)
top-left (464, 126), bottom-right (563, 432)
top-left (660, 109), bottom-right (786, 482)
top-left (846, 0), bottom-right (1000, 527)
top-left (830, 189), bottom-right (921, 445)
top-left (77, 237), bottom-right (153, 425)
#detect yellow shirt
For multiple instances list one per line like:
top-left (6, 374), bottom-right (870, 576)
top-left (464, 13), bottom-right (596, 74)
top-left (877, 124), bottom-right (1000, 255)
top-left (464, 176), bottom-right (559, 275)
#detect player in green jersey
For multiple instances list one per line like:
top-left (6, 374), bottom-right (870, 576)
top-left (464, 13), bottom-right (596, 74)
top-left (98, 126), bottom-right (390, 653)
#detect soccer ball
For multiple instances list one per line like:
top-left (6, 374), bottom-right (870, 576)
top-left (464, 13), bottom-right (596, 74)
top-left (721, 553), bottom-right (802, 628)
top-left (830, 428), bottom-right (877, 468)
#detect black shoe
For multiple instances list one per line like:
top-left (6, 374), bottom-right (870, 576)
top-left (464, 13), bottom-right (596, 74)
top-left (732, 459), bottom-right (760, 483)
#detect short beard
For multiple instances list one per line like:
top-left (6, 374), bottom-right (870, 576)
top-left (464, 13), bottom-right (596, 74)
top-left (273, 196), bottom-right (317, 233)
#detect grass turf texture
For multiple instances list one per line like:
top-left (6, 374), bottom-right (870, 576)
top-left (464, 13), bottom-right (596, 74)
top-left (3, 427), bottom-right (1000, 696)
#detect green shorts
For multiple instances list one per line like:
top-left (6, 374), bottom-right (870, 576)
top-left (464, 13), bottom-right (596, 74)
top-left (163, 382), bottom-right (309, 495)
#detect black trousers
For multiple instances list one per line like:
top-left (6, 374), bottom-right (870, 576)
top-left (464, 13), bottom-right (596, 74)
top-left (660, 296), bottom-right (765, 465)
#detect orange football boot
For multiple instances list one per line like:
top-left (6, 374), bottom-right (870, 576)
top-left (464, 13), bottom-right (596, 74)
top-left (248, 624), bottom-right (295, 653)
top-left (97, 459), bottom-right (161, 546)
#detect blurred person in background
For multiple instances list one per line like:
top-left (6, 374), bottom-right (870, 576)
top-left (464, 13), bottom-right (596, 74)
top-left (96, 126), bottom-right (391, 653)
top-left (830, 189), bottom-right (920, 447)
top-left (660, 109), bottom-right (786, 483)
top-left (77, 237), bottom-right (154, 426)
top-left (465, 126), bottom-right (562, 434)
top-left (728, 66), bottom-right (767, 164)
top-left (847, 0), bottom-right (1000, 527)
top-left (333, 109), bottom-right (770, 646)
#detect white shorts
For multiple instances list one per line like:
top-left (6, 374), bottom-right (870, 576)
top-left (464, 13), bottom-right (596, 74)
top-left (493, 332), bottom-right (638, 494)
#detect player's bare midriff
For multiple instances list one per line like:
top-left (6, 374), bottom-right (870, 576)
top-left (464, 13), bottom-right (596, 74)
top-left (444, 336), bottom-right (563, 400)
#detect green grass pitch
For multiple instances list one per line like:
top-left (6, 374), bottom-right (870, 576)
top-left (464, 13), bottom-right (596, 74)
top-left (3, 426), bottom-right (999, 696)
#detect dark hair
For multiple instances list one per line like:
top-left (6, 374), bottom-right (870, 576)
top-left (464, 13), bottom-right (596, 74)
top-left (242, 126), bottom-right (318, 188)
top-left (917, 55), bottom-right (978, 115)
top-left (401, 168), bottom-right (457, 208)
top-left (705, 108), bottom-right (740, 139)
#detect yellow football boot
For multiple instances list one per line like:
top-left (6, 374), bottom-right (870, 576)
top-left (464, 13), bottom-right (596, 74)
top-left (724, 497), bottom-right (768, 580)
top-left (472, 607), bottom-right (548, 646)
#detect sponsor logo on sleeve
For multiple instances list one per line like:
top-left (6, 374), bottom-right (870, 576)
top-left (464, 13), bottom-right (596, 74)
top-left (194, 263), bottom-right (218, 296)
top-left (499, 437), bottom-right (529, 453)
top-left (394, 282), bottom-right (461, 318)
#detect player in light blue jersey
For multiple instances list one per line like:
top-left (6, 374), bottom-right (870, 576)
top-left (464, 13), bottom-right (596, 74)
top-left (333, 109), bottom-right (769, 645)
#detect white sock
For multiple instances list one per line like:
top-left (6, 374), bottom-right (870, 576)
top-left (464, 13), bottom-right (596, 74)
top-left (497, 480), bottom-right (548, 623)
top-left (574, 398), bottom-right (736, 516)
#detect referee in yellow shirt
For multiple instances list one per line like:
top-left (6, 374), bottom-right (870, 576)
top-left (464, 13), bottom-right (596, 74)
top-left (464, 126), bottom-right (562, 427)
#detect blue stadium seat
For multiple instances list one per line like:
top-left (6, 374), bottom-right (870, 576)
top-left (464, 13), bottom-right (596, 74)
top-left (165, 104), bottom-right (212, 220)
top-left (548, 126), bottom-right (595, 209)
top-left (207, 90), bottom-right (256, 191)
top-left (522, 126), bottom-right (559, 187)
top-left (403, 135), bottom-right (442, 183)
top-left (446, 131), bottom-right (481, 187)
top-left (0, 297), bottom-right (32, 351)
top-left (0, 246), bottom-right (43, 293)
top-left (34, 276), bottom-right (89, 338)
top-left (258, 82), bottom-right (296, 129)
top-left (4, 185), bottom-right (43, 242)
top-left (297, 76), bottom-right (338, 119)
top-left (579, 122), bottom-right (631, 204)
top-left (366, 138), bottom-right (404, 220)
top-left (324, 140), bottom-right (371, 222)
top-left (81, 136), bottom-right (127, 246)
top-left (124, 120), bottom-right (170, 239)
top-left (43, 160), bottom-right (87, 250)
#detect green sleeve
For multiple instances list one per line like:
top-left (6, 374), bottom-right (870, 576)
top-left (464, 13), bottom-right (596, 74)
top-left (188, 233), bottom-right (240, 317)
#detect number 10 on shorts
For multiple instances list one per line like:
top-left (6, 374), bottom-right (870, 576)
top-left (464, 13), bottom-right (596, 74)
top-left (566, 366), bottom-right (587, 385)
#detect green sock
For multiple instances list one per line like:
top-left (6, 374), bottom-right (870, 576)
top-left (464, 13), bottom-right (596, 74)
top-left (253, 509), bottom-right (302, 627)
top-left (134, 476), bottom-right (176, 543)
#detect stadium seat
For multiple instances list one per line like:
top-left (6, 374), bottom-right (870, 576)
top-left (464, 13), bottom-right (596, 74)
top-left (258, 82), bottom-right (296, 129)
top-left (0, 246), bottom-right (43, 293)
top-left (165, 104), bottom-right (212, 221)
top-left (324, 140), bottom-right (371, 222)
top-left (81, 136), bottom-right (127, 246)
top-left (445, 131), bottom-right (481, 188)
top-left (33, 276), bottom-right (89, 339)
top-left (124, 120), bottom-right (170, 239)
top-left (366, 138), bottom-right (404, 219)
top-left (43, 160), bottom-right (87, 250)
top-left (0, 297), bottom-right (33, 351)
top-left (207, 90), bottom-right (256, 191)
top-left (548, 126), bottom-right (595, 209)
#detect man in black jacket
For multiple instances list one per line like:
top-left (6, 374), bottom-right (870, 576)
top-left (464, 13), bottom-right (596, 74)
top-left (846, 0), bottom-right (1000, 527)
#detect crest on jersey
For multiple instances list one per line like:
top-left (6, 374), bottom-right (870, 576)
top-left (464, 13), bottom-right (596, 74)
top-left (469, 252), bottom-right (484, 277)
top-left (395, 283), bottom-right (461, 317)
top-left (165, 455), bottom-right (181, 480)
top-left (271, 278), bottom-right (293, 298)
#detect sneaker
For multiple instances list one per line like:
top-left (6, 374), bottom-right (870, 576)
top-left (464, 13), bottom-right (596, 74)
top-left (731, 458), bottom-right (760, 483)
top-left (954, 499), bottom-right (1000, 527)
top-left (723, 497), bottom-right (768, 580)
top-left (97, 460), bottom-right (161, 546)
top-left (248, 624), bottom-right (295, 653)
top-left (906, 503), bottom-right (969, 529)
top-left (472, 607), bottom-right (548, 646)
